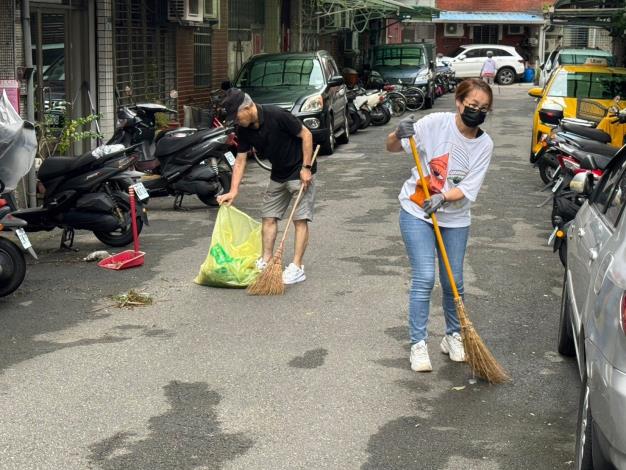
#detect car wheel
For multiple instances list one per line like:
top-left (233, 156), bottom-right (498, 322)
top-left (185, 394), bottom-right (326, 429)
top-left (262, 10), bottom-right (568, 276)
top-left (496, 67), bottom-right (516, 85)
top-left (319, 115), bottom-right (335, 155)
top-left (575, 371), bottom-right (594, 470)
top-left (558, 270), bottom-right (576, 356)
top-left (335, 109), bottom-right (350, 145)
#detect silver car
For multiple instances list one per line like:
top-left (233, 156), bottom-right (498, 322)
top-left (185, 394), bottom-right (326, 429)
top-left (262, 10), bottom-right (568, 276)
top-left (558, 153), bottom-right (626, 469)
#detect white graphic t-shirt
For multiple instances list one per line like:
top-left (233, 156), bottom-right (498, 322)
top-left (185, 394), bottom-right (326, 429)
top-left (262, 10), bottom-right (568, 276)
top-left (399, 112), bottom-right (493, 228)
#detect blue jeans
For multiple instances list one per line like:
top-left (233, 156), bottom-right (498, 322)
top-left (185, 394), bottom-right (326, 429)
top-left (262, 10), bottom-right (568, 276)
top-left (399, 208), bottom-right (469, 344)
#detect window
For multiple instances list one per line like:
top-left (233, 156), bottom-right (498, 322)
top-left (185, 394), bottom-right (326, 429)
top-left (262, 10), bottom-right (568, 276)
top-left (473, 25), bottom-right (498, 44)
top-left (593, 161), bottom-right (626, 226)
top-left (491, 48), bottom-right (513, 57)
top-left (507, 25), bottom-right (524, 35)
top-left (235, 59), bottom-right (324, 87)
top-left (374, 47), bottom-right (425, 67)
top-left (548, 71), bottom-right (626, 100)
top-left (464, 49), bottom-right (486, 59)
top-left (194, 28), bottom-right (212, 87)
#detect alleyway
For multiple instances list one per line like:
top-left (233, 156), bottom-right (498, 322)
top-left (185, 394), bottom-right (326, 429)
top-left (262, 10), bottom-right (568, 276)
top-left (0, 86), bottom-right (578, 469)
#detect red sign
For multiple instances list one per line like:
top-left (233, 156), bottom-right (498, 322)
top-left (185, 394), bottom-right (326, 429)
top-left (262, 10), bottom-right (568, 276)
top-left (0, 80), bottom-right (20, 112)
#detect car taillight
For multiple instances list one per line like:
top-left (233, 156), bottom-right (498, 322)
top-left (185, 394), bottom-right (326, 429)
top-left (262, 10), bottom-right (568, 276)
top-left (518, 59), bottom-right (525, 63)
top-left (558, 155), bottom-right (581, 171)
top-left (0, 199), bottom-right (6, 208)
top-left (621, 293), bottom-right (626, 334)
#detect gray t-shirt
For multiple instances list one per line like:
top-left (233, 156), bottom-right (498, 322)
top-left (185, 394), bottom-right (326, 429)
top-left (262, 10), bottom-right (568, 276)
top-left (399, 112), bottom-right (493, 227)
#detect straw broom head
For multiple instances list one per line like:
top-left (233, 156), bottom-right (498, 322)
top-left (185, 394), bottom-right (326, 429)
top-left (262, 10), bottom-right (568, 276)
top-left (456, 299), bottom-right (509, 384)
top-left (247, 244), bottom-right (285, 296)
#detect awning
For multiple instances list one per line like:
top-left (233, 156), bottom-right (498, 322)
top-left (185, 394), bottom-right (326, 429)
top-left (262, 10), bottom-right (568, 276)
top-left (432, 11), bottom-right (545, 25)
top-left (310, 0), bottom-right (439, 33)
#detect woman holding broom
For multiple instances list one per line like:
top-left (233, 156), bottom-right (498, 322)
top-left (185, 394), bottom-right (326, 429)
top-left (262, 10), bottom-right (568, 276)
top-left (386, 78), bottom-right (494, 373)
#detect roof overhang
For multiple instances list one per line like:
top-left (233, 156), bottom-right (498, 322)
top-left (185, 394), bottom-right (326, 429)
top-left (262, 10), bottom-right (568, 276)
top-left (432, 11), bottom-right (545, 24)
top-left (310, 0), bottom-right (438, 33)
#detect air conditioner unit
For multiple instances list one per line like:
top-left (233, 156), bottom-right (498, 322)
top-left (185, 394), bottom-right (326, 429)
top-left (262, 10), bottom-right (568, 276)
top-left (204, 0), bottom-right (218, 20)
top-left (528, 37), bottom-right (539, 46)
top-left (444, 24), bottom-right (464, 38)
top-left (168, 0), bottom-right (203, 23)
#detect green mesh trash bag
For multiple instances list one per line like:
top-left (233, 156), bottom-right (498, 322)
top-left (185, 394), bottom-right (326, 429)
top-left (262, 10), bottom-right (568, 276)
top-left (194, 205), bottom-right (261, 288)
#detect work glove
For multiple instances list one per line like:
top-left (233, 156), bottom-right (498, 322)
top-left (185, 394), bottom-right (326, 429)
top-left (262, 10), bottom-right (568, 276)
top-left (423, 193), bottom-right (446, 217)
top-left (394, 115), bottom-right (416, 139)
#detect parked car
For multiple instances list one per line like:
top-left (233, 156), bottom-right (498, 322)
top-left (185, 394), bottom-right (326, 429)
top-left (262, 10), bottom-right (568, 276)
top-left (539, 48), bottom-right (616, 88)
top-left (369, 42), bottom-right (436, 109)
top-left (440, 44), bottom-right (524, 85)
top-left (232, 50), bottom-right (348, 155)
top-left (557, 149), bottom-right (626, 469)
top-left (528, 63), bottom-right (626, 153)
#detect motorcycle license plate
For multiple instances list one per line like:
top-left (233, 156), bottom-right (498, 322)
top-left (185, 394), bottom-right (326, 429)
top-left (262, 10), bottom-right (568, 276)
top-left (15, 228), bottom-right (32, 250)
top-left (132, 182), bottom-right (150, 201)
top-left (552, 176), bottom-right (564, 193)
top-left (224, 151), bottom-right (236, 166)
top-left (548, 226), bottom-right (558, 246)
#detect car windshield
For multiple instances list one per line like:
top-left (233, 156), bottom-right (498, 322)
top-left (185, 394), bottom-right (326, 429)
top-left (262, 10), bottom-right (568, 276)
top-left (548, 71), bottom-right (626, 100)
top-left (559, 53), bottom-right (615, 66)
top-left (235, 58), bottom-right (324, 87)
top-left (374, 47), bottom-right (425, 67)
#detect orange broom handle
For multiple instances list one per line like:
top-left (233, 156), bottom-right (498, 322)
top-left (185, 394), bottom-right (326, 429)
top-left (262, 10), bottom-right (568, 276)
top-left (408, 136), bottom-right (460, 300)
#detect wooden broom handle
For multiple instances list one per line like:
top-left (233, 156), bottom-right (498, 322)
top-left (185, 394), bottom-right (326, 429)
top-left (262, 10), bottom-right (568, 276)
top-left (408, 136), bottom-right (460, 300)
top-left (278, 145), bottom-right (320, 246)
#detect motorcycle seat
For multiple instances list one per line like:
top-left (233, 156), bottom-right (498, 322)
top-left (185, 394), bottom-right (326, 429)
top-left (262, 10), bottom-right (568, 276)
top-left (561, 122), bottom-right (611, 144)
top-left (155, 127), bottom-right (226, 157)
top-left (564, 133), bottom-right (617, 157)
top-left (38, 146), bottom-right (131, 181)
top-left (570, 147), bottom-right (615, 170)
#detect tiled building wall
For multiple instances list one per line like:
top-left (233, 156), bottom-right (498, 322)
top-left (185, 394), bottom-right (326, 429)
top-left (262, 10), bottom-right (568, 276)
top-left (96, 0), bottom-right (115, 138)
top-left (0, 0), bottom-right (16, 79)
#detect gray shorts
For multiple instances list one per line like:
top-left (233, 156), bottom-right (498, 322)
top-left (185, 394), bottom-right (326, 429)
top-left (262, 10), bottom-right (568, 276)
top-left (262, 178), bottom-right (316, 222)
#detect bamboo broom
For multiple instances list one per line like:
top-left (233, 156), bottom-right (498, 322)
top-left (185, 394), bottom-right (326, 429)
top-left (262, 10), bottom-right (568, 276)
top-left (247, 145), bottom-right (320, 296)
top-left (408, 136), bottom-right (509, 384)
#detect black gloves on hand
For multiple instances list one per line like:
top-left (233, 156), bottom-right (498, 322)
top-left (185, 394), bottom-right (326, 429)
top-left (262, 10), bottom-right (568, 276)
top-left (394, 115), bottom-right (416, 139)
top-left (423, 193), bottom-right (446, 216)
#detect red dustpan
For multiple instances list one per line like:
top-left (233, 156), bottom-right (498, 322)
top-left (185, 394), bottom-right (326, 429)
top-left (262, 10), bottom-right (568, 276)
top-left (98, 187), bottom-right (145, 270)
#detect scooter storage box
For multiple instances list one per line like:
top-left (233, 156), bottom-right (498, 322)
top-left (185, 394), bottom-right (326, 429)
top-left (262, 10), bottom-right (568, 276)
top-left (75, 193), bottom-right (115, 213)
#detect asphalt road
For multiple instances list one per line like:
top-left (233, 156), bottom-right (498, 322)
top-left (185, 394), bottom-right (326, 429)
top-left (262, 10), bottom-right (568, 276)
top-left (0, 85), bottom-right (579, 470)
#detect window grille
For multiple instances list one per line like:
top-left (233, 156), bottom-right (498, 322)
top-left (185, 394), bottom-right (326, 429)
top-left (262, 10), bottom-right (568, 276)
top-left (194, 27), bottom-right (212, 87)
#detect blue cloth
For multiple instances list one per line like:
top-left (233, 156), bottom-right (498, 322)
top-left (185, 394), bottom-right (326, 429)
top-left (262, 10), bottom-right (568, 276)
top-left (399, 208), bottom-right (469, 344)
top-left (523, 68), bottom-right (535, 83)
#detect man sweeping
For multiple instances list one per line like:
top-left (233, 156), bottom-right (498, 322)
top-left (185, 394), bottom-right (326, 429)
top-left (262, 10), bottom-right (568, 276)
top-left (216, 88), bottom-right (316, 285)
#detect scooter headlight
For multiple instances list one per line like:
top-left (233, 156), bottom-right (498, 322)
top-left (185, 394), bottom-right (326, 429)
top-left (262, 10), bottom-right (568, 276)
top-left (301, 95), bottom-right (324, 113)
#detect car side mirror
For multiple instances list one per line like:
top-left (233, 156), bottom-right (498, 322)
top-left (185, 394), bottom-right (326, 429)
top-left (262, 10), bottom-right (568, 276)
top-left (528, 87), bottom-right (544, 98)
top-left (429, 60), bottom-right (435, 71)
top-left (570, 172), bottom-right (594, 195)
top-left (327, 75), bottom-right (344, 87)
top-left (458, 55), bottom-right (466, 61)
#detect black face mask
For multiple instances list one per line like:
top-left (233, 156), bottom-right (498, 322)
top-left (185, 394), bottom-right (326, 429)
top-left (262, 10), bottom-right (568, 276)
top-left (460, 106), bottom-right (487, 128)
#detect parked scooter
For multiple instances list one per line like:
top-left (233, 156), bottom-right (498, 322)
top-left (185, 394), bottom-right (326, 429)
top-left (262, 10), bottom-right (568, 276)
top-left (109, 103), bottom-right (234, 209)
top-left (545, 106), bottom-right (626, 265)
top-left (0, 181), bottom-right (37, 297)
top-left (9, 145), bottom-right (147, 250)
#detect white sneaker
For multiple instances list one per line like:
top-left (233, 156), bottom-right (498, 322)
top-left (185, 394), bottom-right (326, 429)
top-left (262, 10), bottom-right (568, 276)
top-left (282, 263), bottom-right (306, 285)
top-left (255, 258), bottom-right (268, 271)
top-left (410, 341), bottom-right (432, 372)
top-left (440, 332), bottom-right (466, 362)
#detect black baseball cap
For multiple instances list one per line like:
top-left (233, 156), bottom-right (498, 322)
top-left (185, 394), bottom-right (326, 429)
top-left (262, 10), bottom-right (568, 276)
top-left (222, 88), bottom-right (246, 122)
